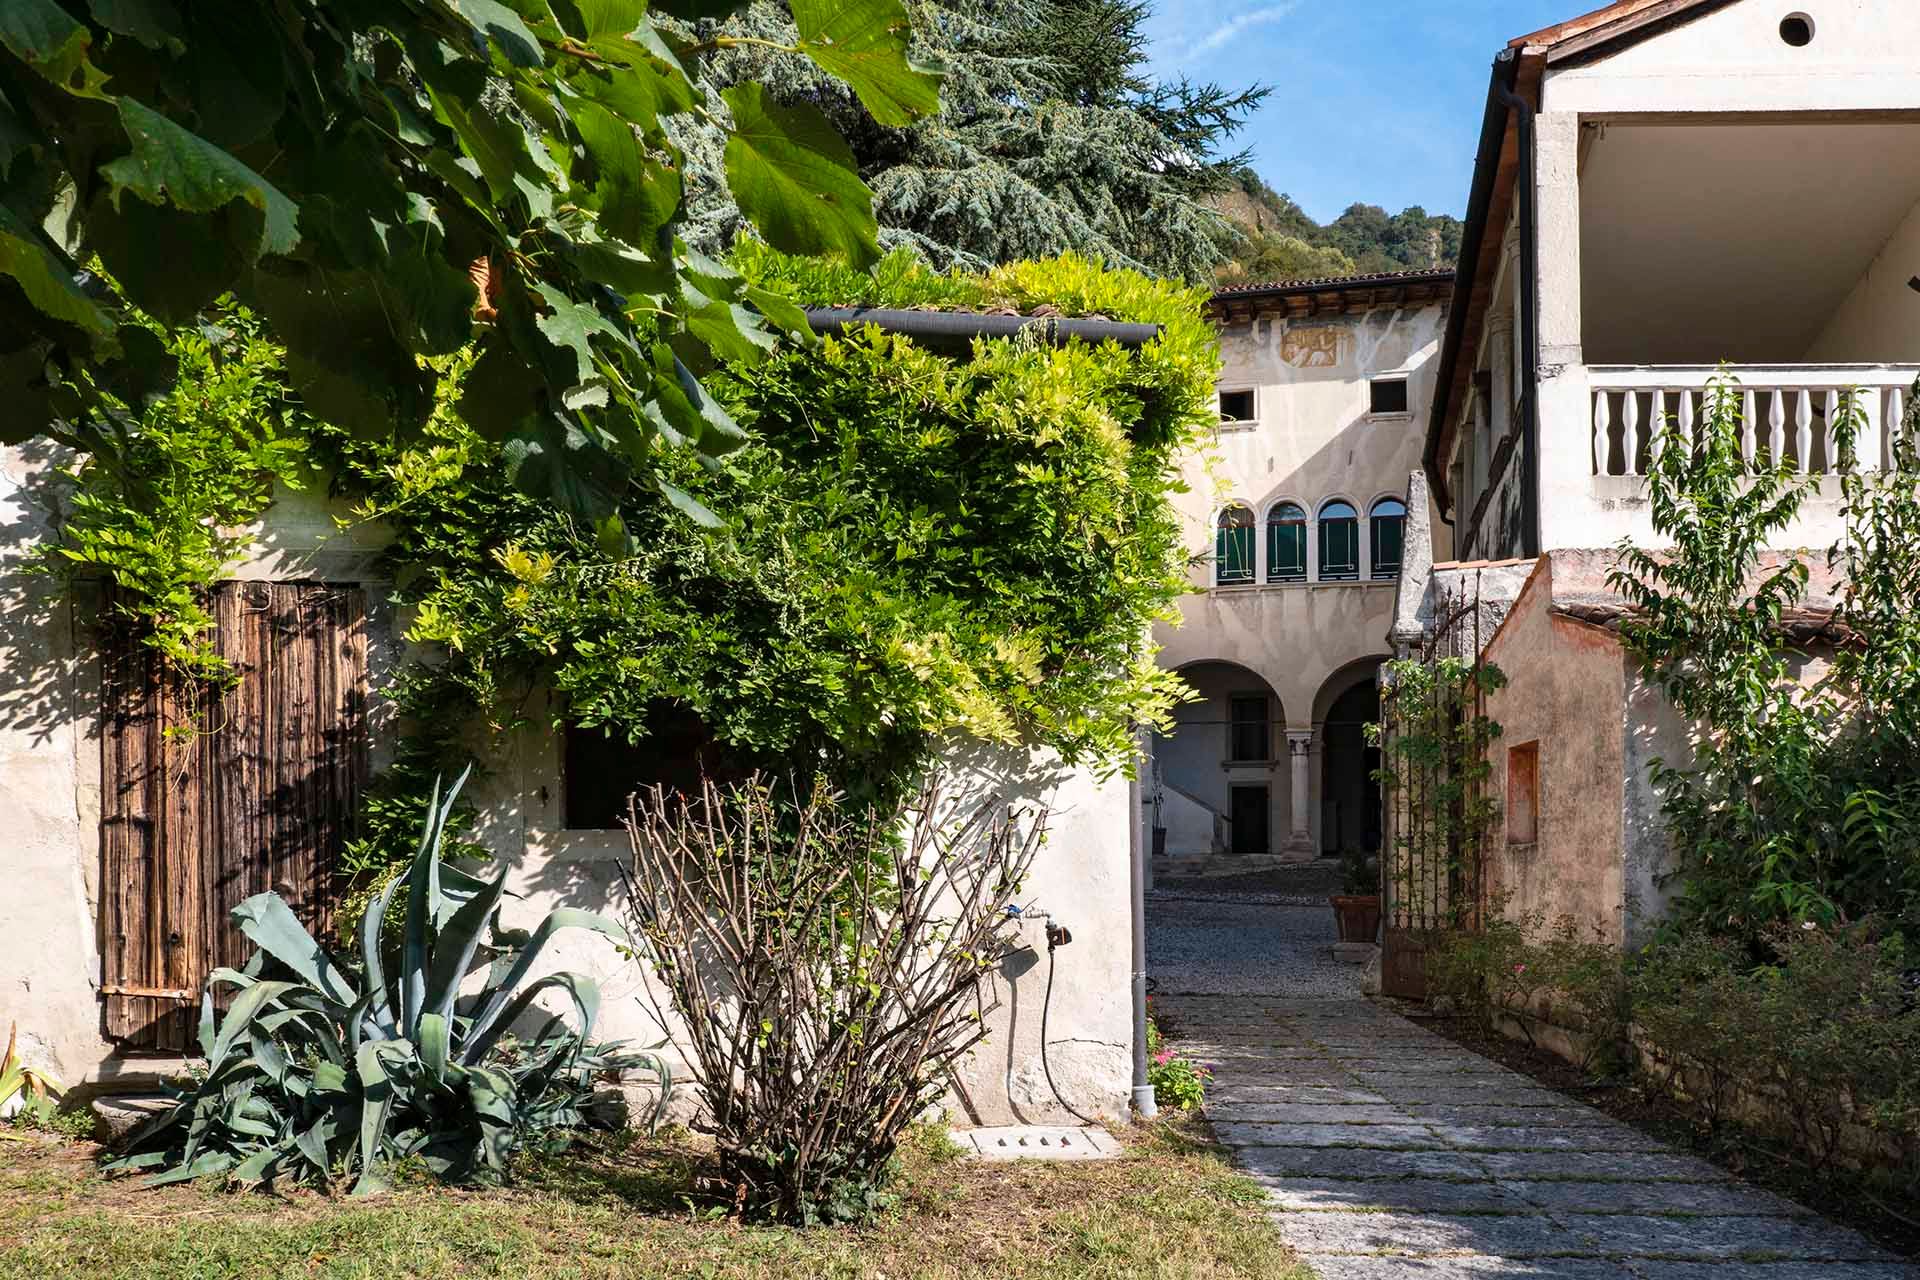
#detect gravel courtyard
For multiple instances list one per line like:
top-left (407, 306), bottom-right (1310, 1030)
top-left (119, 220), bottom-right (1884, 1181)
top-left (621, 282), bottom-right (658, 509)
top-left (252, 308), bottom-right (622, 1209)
top-left (1146, 880), bottom-right (1364, 999)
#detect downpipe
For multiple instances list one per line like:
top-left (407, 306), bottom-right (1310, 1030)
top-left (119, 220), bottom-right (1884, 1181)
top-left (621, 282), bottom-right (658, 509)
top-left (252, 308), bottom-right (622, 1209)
top-left (1129, 753), bottom-right (1158, 1119)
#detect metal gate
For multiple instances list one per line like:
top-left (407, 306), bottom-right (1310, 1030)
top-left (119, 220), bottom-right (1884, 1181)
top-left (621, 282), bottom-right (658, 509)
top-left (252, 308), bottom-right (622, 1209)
top-left (1376, 574), bottom-right (1498, 999)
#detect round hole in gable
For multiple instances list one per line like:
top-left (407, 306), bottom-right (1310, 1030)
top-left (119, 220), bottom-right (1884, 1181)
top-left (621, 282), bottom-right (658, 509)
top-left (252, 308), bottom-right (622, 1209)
top-left (1779, 13), bottom-right (1814, 46)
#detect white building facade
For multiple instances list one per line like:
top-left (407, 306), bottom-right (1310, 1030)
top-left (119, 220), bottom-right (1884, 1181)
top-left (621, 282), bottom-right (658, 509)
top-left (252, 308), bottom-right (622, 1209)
top-left (1151, 273), bottom-right (1451, 867)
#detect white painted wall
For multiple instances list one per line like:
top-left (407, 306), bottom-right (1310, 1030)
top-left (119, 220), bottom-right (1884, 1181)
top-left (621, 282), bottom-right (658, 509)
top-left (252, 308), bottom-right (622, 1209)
top-left (1542, 0), bottom-right (1920, 116)
top-left (1805, 196), bottom-right (1920, 363)
top-left (0, 448), bottom-right (1132, 1125)
top-left (1155, 299), bottom-right (1442, 858)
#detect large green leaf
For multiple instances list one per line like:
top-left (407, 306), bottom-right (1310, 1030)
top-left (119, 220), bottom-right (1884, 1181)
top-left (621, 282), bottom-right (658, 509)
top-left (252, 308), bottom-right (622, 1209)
top-left (463, 971), bottom-right (602, 1066)
top-left (88, 0), bottom-right (185, 51)
top-left (0, 204), bottom-right (114, 344)
top-left (722, 84), bottom-right (878, 269)
top-left (351, 1041), bottom-right (395, 1196)
top-left (791, 0), bottom-right (941, 128)
top-left (502, 414), bottom-right (631, 522)
top-left (573, 100), bottom-right (677, 245)
top-left (231, 894), bottom-right (358, 1006)
top-left (101, 99), bottom-right (300, 259)
top-left (450, 0), bottom-right (545, 67)
top-left (1, 0), bottom-right (110, 97)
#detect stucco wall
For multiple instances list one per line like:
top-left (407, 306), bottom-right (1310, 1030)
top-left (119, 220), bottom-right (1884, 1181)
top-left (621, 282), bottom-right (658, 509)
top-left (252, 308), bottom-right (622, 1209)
top-left (1541, 0), bottom-right (1920, 116)
top-left (0, 447), bottom-right (1133, 1125)
top-left (1804, 195), bottom-right (1920, 364)
top-left (1481, 559), bottom-right (1630, 943)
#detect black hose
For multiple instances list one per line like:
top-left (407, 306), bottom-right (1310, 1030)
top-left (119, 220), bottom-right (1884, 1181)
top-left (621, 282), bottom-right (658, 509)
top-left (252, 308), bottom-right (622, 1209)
top-left (1040, 940), bottom-right (1098, 1126)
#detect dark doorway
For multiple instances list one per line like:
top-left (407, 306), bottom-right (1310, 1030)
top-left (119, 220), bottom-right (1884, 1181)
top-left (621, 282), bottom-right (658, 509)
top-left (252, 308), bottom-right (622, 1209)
top-left (1230, 784), bottom-right (1270, 854)
top-left (1321, 676), bottom-right (1383, 856)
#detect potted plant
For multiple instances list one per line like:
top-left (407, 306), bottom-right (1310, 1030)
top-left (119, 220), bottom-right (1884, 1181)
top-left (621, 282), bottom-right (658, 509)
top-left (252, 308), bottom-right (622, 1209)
top-left (1329, 846), bottom-right (1381, 944)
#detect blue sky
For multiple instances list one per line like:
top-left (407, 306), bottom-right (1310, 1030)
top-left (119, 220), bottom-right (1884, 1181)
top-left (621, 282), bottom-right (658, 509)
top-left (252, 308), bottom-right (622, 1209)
top-left (1145, 1), bottom-right (1579, 223)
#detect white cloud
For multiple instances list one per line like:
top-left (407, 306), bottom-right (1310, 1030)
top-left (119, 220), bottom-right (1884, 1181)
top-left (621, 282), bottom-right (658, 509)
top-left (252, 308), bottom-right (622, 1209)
top-left (1164, 3), bottom-right (1302, 68)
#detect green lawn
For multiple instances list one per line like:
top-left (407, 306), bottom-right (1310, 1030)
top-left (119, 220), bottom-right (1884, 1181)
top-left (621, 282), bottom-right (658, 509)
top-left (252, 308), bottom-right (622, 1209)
top-left (0, 1118), bottom-right (1312, 1280)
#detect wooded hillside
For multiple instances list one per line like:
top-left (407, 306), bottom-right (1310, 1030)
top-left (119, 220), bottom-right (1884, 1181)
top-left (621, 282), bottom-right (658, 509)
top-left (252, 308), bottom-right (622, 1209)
top-left (1214, 170), bottom-right (1463, 284)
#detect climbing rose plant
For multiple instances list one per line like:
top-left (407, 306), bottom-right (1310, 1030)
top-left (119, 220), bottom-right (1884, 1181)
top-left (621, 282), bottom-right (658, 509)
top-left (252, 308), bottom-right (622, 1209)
top-left (0, 0), bottom-right (938, 527)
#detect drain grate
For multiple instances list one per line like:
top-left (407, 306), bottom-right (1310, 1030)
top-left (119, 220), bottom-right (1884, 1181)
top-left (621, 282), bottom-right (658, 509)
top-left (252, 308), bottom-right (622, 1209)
top-left (950, 1125), bottom-right (1120, 1161)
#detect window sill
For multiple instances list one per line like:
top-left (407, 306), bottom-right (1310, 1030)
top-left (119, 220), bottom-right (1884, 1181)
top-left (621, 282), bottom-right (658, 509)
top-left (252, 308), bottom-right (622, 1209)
top-left (1216, 420), bottom-right (1258, 433)
top-left (1365, 412), bottom-right (1416, 424)
top-left (1209, 580), bottom-right (1396, 592)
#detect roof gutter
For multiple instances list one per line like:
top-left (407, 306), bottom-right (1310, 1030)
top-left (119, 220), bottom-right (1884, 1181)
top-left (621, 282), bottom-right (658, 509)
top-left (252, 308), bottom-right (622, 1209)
top-left (802, 307), bottom-right (1162, 350)
top-left (1424, 49), bottom-right (1524, 523)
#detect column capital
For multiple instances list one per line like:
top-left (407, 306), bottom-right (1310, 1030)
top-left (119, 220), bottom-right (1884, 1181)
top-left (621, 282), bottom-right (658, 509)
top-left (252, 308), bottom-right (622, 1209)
top-left (1285, 729), bottom-right (1314, 757)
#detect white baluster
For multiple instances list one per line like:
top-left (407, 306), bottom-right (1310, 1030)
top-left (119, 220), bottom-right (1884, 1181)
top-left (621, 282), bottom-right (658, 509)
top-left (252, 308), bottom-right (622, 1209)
top-left (1823, 389), bottom-right (1840, 473)
top-left (1890, 386), bottom-right (1907, 470)
top-left (1794, 389), bottom-right (1813, 473)
top-left (1593, 390), bottom-right (1611, 476)
top-left (1768, 389), bottom-right (1785, 464)
top-left (1743, 389), bottom-right (1758, 468)
top-left (1622, 389), bottom-right (1641, 476)
top-left (1677, 387), bottom-right (1695, 456)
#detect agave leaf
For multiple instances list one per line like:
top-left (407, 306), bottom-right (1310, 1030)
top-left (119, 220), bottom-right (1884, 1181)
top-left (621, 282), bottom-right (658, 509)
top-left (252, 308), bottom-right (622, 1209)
top-left (231, 894), bottom-right (358, 1006)
top-left (419, 1012), bottom-right (450, 1083)
top-left (360, 865), bottom-right (407, 1033)
top-left (426, 863), bottom-right (510, 1024)
top-left (232, 1142), bottom-right (286, 1186)
top-left (196, 989), bottom-right (215, 1060)
top-left (294, 1116), bottom-right (331, 1174)
top-left (463, 971), bottom-right (601, 1066)
top-left (141, 1149), bottom-right (237, 1188)
top-left (310, 1061), bottom-right (349, 1094)
top-left (435, 861), bottom-right (503, 930)
top-left (460, 911), bottom-right (623, 1063)
top-left (402, 767), bottom-right (471, 1034)
top-left (352, 1040), bottom-right (394, 1195)
top-left (208, 981), bottom-right (299, 1071)
top-left (464, 1064), bottom-right (516, 1171)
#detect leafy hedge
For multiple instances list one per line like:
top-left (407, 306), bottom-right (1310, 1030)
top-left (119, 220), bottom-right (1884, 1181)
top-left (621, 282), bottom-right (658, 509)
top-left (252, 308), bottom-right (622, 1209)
top-left (1434, 919), bottom-right (1920, 1204)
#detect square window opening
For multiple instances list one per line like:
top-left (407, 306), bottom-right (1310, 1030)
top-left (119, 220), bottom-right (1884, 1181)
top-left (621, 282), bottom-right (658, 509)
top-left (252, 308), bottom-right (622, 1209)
top-left (1369, 378), bottom-right (1410, 415)
top-left (563, 703), bottom-right (743, 830)
top-left (1218, 389), bottom-right (1255, 423)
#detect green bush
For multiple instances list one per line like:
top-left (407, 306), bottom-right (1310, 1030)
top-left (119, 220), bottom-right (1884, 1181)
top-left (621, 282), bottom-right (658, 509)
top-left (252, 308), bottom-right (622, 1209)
top-left (110, 772), bottom-right (667, 1193)
top-left (1610, 371), bottom-right (1920, 938)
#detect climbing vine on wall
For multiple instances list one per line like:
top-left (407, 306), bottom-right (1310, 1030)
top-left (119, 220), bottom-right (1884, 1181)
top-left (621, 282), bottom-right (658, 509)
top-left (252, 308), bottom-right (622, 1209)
top-left (314, 249), bottom-right (1214, 892)
top-left (37, 300), bottom-right (314, 684)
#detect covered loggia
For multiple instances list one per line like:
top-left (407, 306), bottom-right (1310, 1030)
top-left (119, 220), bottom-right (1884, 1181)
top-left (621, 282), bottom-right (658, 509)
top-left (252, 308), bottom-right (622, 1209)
top-left (1313, 657), bottom-right (1388, 865)
top-left (1150, 660), bottom-right (1289, 860)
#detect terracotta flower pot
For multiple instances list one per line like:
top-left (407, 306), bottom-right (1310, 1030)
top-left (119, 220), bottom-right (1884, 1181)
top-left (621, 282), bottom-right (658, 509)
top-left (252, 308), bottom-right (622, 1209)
top-left (1329, 894), bottom-right (1382, 944)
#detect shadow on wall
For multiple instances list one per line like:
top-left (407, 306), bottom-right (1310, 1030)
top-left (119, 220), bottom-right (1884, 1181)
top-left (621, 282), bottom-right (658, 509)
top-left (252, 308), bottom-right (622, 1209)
top-left (0, 438), bottom-right (90, 750)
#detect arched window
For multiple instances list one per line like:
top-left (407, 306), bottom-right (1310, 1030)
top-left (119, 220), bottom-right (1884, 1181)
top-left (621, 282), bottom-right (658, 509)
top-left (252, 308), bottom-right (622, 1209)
top-left (1266, 502), bottom-right (1306, 582)
top-left (1216, 505), bottom-right (1255, 584)
top-left (1369, 498), bottom-right (1408, 580)
top-left (1318, 500), bottom-right (1359, 581)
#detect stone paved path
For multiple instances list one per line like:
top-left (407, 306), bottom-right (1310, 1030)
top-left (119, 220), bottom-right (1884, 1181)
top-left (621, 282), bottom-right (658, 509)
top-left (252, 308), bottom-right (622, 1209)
top-left (1161, 993), bottom-right (1919, 1280)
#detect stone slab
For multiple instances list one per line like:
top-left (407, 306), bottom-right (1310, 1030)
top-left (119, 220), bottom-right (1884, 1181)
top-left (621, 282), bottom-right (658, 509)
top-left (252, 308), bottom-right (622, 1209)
top-left (1423, 1123), bottom-right (1668, 1153)
top-left (1554, 1213), bottom-right (1897, 1263)
top-left (1214, 1121), bottom-right (1444, 1149)
top-left (1207, 1083), bottom-right (1389, 1105)
top-left (1406, 1105), bottom-right (1623, 1128)
top-left (1302, 1257), bottom-right (1638, 1279)
top-left (1499, 1179), bottom-right (1810, 1218)
top-left (1234, 1144), bottom-right (1491, 1182)
top-left (1258, 1176), bottom-right (1533, 1214)
top-left (1271, 1209), bottom-right (1578, 1258)
top-left (1465, 1151), bottom-right (1733, 1184)
top-left (1207, 1102), bottom-right (1419, 1124)
top-left (951, 1125), bottom-right (1119, 1161)
top-left (1621, 1264), bottom-right (1920, 1280)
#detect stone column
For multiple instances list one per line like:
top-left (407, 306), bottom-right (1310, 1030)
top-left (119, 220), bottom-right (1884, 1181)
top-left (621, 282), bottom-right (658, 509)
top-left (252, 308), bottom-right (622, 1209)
top-left (1284, 730), bottom-right (1315, 858)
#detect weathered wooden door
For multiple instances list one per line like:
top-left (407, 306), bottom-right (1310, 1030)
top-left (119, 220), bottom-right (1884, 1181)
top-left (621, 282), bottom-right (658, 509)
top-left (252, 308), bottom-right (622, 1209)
top-left (99, 582), bottom-right (368, 1051)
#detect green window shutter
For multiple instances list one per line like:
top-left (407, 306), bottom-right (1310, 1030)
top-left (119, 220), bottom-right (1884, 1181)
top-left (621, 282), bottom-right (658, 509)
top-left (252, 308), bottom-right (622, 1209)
top-left (1267, 506), bottom-right (1306, 581)
top-left (1217, 508), bottom-right (1255, 583)
top-left (1319, 502), bottom-right (1359, 580)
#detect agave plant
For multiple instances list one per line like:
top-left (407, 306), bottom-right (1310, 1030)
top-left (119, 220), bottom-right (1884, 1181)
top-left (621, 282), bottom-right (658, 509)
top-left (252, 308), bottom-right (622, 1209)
top-left (110, 768), bottom-right (669, 1192)
top-left (0, 1022), bottom-right (63, 1139)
